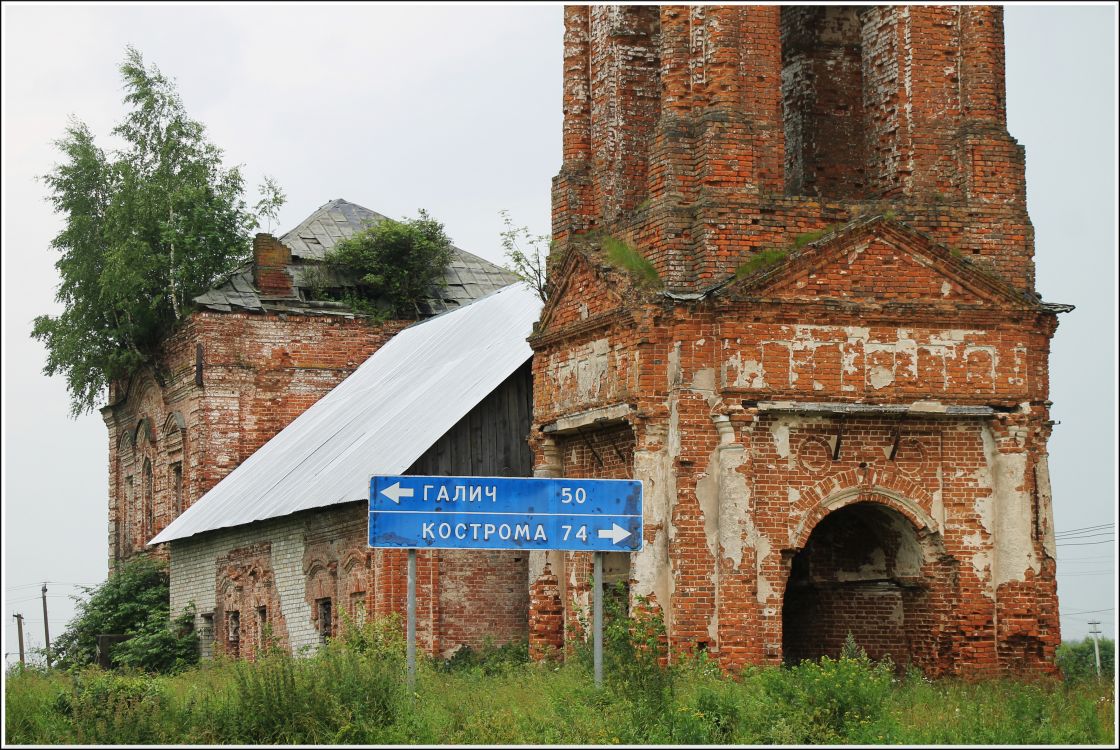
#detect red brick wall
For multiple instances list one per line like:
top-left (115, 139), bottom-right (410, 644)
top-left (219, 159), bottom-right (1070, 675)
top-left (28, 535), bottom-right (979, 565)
top-left (103, 310), bottom-right (406, 565)
top-left (530, 3), bottom-right (1060, 679)
top-left (552, 4), bottom-right (1034, 292)
top-left (300, 508), bottom-right (528, 657)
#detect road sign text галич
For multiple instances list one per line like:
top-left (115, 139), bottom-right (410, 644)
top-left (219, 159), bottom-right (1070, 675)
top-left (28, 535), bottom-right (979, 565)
top-left (368, 475), bottom-right (643, 552)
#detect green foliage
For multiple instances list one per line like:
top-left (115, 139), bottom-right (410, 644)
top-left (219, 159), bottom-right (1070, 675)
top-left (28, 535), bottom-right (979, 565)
top-left (254, 176), bottom-right (286, 234)
top-left (6, 615), bottom-right (1116, 746)
top-left (735, 247), bottom-right (789, 278)
top-left (602, 236), bottom-right (662, 289)
top-left (64, 669), bottom-right (175, 744)
top-left (50, 556), bottom-right (198, 674)
top-left (499, 209), bottom-right (550, 301)
top-left (753, 651), bottom-right (897, 743)
top-left (1058, 637), bottom-right (1115, 682)
top-left (438, 638), bottom-right (530, 677)
top-left (33, 47), bottom-right (282, 416)
top-left (324, 210), bottom-right (454, 319)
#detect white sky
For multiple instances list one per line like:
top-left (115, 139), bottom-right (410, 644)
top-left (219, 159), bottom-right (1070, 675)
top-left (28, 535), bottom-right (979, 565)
top-left (2, 3), bottom-right (1117, 668)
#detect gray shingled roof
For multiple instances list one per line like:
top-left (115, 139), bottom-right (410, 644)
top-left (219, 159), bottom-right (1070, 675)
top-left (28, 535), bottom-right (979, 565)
top-left (194, 199), bottom-right (519, 316)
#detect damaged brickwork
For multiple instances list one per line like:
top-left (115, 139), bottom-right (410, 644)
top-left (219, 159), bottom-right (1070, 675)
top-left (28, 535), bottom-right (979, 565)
top-left (529, 5), bottom-right (1065, 677)
top-left (106, 199), bottom-right (529, 660)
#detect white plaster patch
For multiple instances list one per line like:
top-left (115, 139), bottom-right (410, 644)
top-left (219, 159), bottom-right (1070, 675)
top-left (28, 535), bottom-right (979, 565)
top-left (725, 353), bottom-right (766, 389)
top-left (844, 326), bottom-right (871, 341)
top-left (1035, 456), bottom-right (1056, 558)
top-left (692, 367), bottom-right (716, 393)
top-left (869, 365), bottom-right (895, 389)
top-left (547, 337), bottom-right (613, 406)
top-left (981, 424), bottom-right (1039, 588)
top-left (770, 422), bottom-right (790, 459)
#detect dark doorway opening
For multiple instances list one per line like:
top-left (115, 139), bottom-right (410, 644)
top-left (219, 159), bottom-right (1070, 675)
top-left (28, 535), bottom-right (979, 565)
top-left (782, 502), bottom-right (929, 667)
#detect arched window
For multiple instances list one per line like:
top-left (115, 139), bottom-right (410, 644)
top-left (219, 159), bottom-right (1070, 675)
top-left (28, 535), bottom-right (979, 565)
top-left (143, 457), bottom-right (154, 541)
top-left (163, 412), bottom-right (187, 519)
top-left (116, 432), bottom-right (135, 560)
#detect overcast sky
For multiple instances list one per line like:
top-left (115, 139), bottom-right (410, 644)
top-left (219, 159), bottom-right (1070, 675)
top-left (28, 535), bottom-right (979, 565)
top-left (3, 3), bottom-right (1116, 666)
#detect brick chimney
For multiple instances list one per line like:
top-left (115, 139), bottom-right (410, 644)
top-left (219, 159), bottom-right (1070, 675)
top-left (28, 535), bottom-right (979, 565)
top-left (253, 233), bottom-right (293, 297)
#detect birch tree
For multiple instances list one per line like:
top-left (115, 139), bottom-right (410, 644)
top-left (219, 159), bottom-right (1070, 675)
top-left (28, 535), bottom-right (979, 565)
top-left (33, 47), bottom-right (282, 416)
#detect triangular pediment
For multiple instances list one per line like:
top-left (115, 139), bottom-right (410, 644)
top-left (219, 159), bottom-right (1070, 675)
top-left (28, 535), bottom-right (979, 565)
top-left (728, 216), bottom-right (1034, 310)
top-left (534, 244), bottom-right (631, 337)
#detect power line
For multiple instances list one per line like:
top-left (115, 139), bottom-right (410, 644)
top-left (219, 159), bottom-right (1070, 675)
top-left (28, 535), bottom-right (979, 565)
top-left (1053, 531), bottom-right (1115, 541)
top-left (1063, 608), bottom-right (1114, 616)
top-left (1056, 522), bottom-right (1114, 532)
top-left (5, 581), bottom-right (99, 591)
top-left (1057, 540), bottom-right (1115, 547)
top-left (1055, 522), bottom-right (1114, 535)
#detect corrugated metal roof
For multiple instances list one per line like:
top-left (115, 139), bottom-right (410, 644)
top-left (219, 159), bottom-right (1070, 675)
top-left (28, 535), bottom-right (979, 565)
top-left (195, 199), bottom-right (519, 315)
top-left (151, 283), bottom-right (543, 545)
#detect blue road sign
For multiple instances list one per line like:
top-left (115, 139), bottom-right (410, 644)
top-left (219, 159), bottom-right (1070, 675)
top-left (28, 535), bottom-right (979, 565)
top-left (368, 475), bottom-right (643, 552)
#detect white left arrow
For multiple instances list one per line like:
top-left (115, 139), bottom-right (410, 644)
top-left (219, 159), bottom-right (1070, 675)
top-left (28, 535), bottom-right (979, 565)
top-left (597, 523), bottom-right (631, 545)
top-left (381, 482), bottom-right (414, 504)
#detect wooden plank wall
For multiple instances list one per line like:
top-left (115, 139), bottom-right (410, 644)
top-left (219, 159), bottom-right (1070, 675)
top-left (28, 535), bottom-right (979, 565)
top-left (406, 362), bottom-right (534, 478)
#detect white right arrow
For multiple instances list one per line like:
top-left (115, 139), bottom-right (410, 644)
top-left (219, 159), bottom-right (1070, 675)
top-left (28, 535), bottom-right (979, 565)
top-left (380, 482), bottom-right (414, 504)
top-left (598, 523), bottom-right (631, 545)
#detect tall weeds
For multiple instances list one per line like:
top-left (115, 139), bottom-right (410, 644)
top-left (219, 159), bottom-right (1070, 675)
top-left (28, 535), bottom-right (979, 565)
top-left (5, 615), bottom-right (1115, 746)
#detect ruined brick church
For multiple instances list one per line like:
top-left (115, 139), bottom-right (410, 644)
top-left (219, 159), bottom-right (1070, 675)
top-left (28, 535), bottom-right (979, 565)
top-left (524, 5), bottom-right (1067, 677)
top-left (106, 5), bottom-right (1067, 677)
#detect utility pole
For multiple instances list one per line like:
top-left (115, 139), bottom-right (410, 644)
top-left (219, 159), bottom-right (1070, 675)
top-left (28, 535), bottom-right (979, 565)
top-left (14, 613), bottom-right (26, 666)
top-left (41, 583), bottom-right (52, 669)
top-left (1088, 620), bottom-right (1102, 681)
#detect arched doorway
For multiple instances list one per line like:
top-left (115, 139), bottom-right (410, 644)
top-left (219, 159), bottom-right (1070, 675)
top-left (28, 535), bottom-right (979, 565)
top-left (782, 501), bottom-right (931, 667)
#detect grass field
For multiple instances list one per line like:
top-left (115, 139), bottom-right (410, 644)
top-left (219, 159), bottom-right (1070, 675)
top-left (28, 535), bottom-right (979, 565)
top-left (4, 625), bottom-right (1116, 746)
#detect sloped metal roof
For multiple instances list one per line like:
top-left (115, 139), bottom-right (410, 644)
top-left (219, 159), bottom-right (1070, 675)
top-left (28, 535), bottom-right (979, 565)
top-left (151, 283), bottom-right (543, 545)
top-left (194, 199), bottom-right (519, 315)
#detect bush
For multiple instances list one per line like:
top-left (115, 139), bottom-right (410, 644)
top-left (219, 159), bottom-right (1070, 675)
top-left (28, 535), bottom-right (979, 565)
top-left (1058, 637), bottom-right (1114, 682)
top-left (66, 669), bottom-right (174, 744)
top-left (51, 557), bottom-right (199, 674)
top-left (438, 638), bottom-right (530, 677)
top-left (750, 651), bottom-right (897, 743)
top-left (325, 210), bottom-right (454, 319)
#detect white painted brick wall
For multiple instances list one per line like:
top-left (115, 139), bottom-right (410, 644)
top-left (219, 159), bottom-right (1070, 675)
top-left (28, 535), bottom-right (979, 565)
top-left (170, 509), bottom-right (357, 659)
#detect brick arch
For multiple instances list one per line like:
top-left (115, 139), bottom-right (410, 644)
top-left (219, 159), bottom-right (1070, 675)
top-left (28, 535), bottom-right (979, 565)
top-left (339, 549), bottom-right (371, 628)
top-left (162, 412), bottom-right (186, 446)
top-left (780, 486), bottom-right (951, 672)
top-left (133, 416), bottom-right (157, 449)
top-left (791, 475), bottom-right (938, 552)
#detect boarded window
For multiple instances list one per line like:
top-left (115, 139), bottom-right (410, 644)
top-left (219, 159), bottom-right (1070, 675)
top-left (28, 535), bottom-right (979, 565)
top-left (256, 606), bottom-right (268, 647)
top-left (317, 598), bottom-right (332, 643)
top-left (171, 462), bottom-right (183, 516)
top-left (351, 592), bottom-right (367, 627)
top-left (142, 458), bottom-right (154, 538)
top-left (227, 610), bottom-right (241, 658)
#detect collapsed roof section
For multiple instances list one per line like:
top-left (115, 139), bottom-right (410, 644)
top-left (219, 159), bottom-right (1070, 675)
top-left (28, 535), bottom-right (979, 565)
top-left (194, 198), bottom-right (518, 317)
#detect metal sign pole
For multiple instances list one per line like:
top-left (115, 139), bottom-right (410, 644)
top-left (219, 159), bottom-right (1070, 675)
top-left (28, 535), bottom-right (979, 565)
top-left (407, 549), bottom-right (417, 689)
top-left (593, 550), bottom-right (603, 688)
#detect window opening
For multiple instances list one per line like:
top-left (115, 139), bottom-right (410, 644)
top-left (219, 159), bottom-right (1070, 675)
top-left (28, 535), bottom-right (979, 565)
top-left (317, 598), bottom-right (333, 643)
